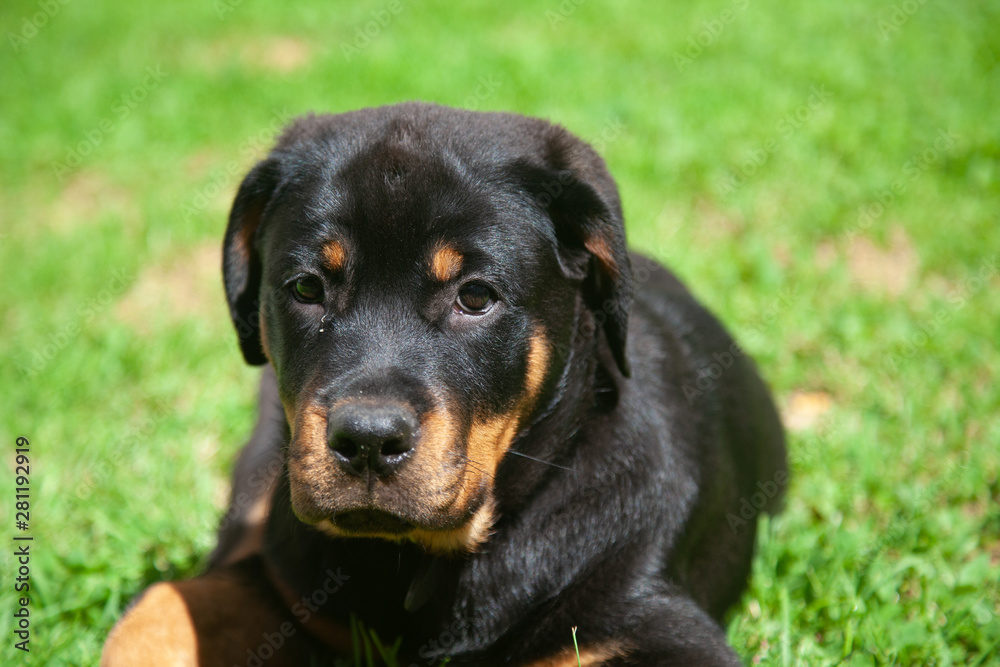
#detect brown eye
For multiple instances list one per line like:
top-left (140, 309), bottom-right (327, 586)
top-left (455, 282), bottom-right (495, 314)
top-left (291, 275), bottom-right (324, 304)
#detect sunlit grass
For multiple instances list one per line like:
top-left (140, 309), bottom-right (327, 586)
top-left (1, 0), bottom-right (998, 664)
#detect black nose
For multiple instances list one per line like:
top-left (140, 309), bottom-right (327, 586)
top-left (327, 404), bottom-right (416, 477)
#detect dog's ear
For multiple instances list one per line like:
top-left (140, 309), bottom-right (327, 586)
top-left (524, 131), bottom-right (634, 377)
top-left (222, 158), bottom-right (282, 366)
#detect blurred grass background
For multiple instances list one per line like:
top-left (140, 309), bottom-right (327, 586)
top-left (1, 0), bottom-right (998, 664)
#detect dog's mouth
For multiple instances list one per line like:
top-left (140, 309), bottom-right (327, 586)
top-left (329, 509), bottom-right (413, 535)
top-left (302, 485), bottom-right (498, 553)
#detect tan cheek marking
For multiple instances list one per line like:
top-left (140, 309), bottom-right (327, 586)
top-left (463, 329), bottom-right (552, 498)
top-left (419, 406), bottom-right (458, 463)
top-left (287, 404), bottom-right (335, 519)
top-left (523, 640), bottom-right (629, 667)
top-left (427, 411), bottom-right (510, 551)
top-left (288, 403), bottom-right (326, 450)
top-left (430, 244), bottom-right (463, 281)
top-left (466, 412), bottom-right (519, 481)
top-left (409, 406), bottom-right (462, 505)
top-left (583, 234), bottom-right (619, 280)
top-left (523, 329), bottom-right (551, 401)
top-left (322, 239), bottom-right (347, 272)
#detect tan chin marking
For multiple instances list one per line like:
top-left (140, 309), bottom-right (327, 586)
top-left (430, 243), bottom-right (463, 282)
top-left (410, 498), bottom-right (497, 553)
top-left (523, 639), bottom-right (629, 667)
top-left (313, 518), bottom-right (408, 542)
top-left (321, 239), bottom-right (347, 272)
top-left (314, 499), bottom-right (497, 554)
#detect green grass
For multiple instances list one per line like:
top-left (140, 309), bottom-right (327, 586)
top-left (1, 0), bottom-right (998, 664)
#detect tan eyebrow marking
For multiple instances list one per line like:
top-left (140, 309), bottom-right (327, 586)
top-left (322, 239), bottom-right (347, 272)
top-left (430, 244), bottom-right (463, 281)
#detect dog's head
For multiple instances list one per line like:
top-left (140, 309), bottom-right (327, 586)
top-left (223, 103), bottom-right (632, 553)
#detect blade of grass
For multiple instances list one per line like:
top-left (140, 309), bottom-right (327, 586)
top-left (361, 619), bottom-right (375, 667)
top-left (370, 628), bottom-right (398, 665)
top-left (351, 614), bottom-right (361, 667)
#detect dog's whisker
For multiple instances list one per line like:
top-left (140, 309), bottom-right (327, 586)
top-left (506, 450), bottom-right (575, 472)
top-left (456, 454), bottom-right (498, 482)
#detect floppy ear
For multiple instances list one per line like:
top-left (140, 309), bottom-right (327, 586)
top-left (523, 136), bottom-right (634, 377)
top-left (222, 158), bottom-right (282, 366)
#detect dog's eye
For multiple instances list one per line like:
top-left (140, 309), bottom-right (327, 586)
top-left (291, 275), bottom-right (324, 304)
top-left (455, 282), bottom-right (495, 315)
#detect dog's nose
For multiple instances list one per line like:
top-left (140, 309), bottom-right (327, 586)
top-left (327, 404), bottom-right (416, 477)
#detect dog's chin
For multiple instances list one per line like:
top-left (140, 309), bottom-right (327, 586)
top-left (292, 491), bottom-right (498, 553)
top-left (329, 509), bottom-right (413, 535)
top-left (289, 491), bottom-right (453, 534)
top-left (287, 472), bottom-right (497, 552)
top-left (288, 486), bottom-right (462, 533)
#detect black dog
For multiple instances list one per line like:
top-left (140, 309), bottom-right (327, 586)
top-left (103, 103), bottom-right (786, 666)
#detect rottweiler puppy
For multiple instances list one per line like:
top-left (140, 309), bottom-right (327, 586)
top-left (103, 102), bottom-right (786, 666)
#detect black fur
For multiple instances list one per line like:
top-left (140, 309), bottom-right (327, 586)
top-left (215, 102), bottom-right (786, 665)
